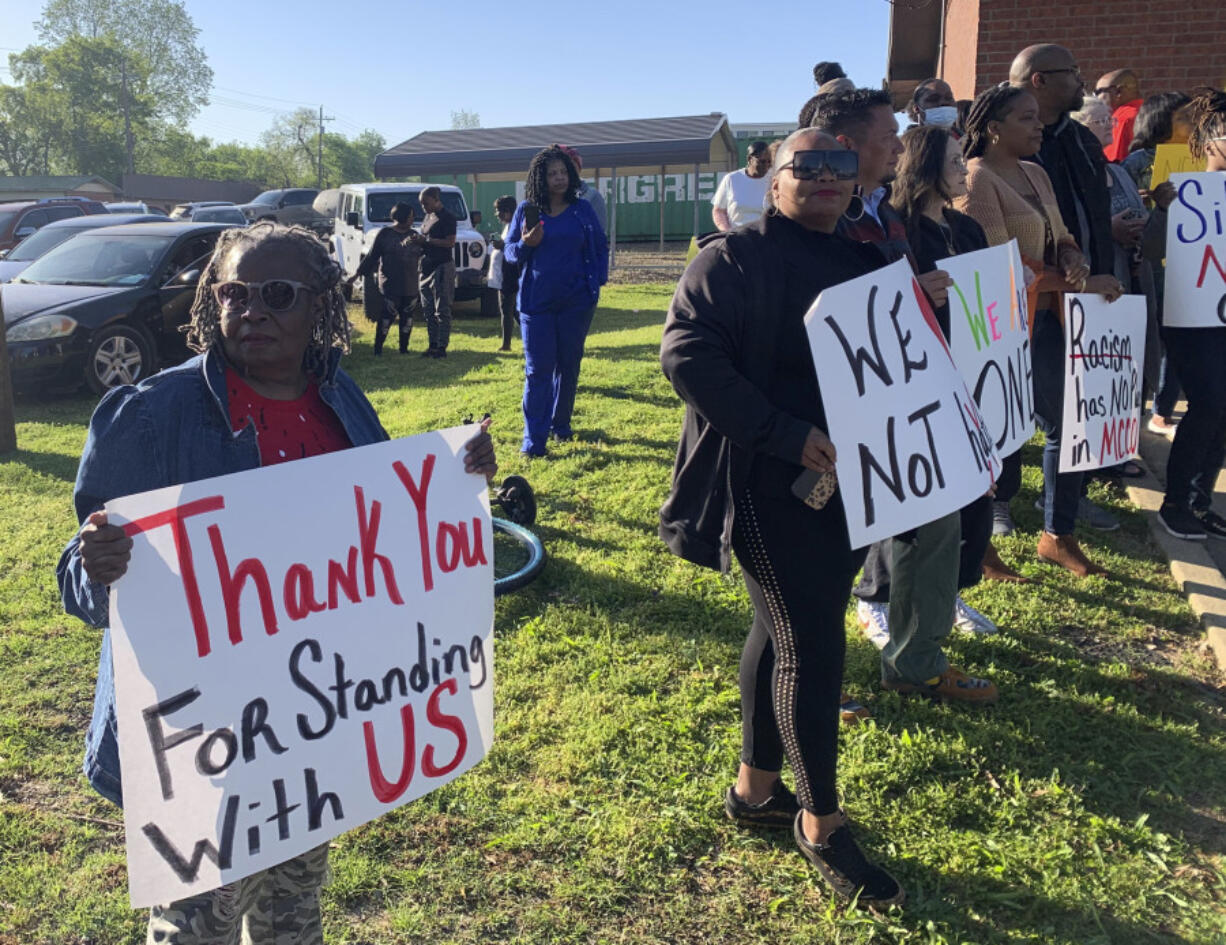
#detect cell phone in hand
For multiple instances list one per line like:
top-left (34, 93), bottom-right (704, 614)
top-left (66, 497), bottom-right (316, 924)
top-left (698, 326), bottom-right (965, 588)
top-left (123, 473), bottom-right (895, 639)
top-left (791, 468), bottom-right (837, 511)
top-left (523, 205), bottom-right (540, 229)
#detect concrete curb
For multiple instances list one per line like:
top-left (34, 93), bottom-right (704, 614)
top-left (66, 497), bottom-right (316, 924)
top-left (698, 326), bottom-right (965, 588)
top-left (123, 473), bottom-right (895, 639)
top-left (1129, 433), bottom-right (1226, 674)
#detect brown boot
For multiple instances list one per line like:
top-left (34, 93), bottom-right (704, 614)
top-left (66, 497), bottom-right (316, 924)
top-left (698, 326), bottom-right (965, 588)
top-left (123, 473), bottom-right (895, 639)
top-left (981, 541), bottom-right (1031, 583)
top-left (1036, 532), bottom-right (1107, 577)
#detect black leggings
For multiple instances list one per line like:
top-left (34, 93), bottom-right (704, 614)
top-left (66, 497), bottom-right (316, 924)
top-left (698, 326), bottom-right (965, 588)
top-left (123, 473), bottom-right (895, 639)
top-left (732, 489), bottom-right (863, 815)
top-left (375, 294), bottom-right (420, 354)
top-left (499, 286), bottom-right (520, 347)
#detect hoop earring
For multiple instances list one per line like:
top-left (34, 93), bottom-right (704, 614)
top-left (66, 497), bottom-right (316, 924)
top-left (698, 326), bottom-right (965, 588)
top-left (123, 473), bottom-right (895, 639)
top-left (844, 188), bottom-right (865, 222)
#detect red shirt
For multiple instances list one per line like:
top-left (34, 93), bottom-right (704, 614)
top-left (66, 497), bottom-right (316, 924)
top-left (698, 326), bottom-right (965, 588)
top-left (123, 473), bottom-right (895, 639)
top-left (1104, 99), bottom-right (1143, 163)
top-left (226, 367), bottom-right (352, 466)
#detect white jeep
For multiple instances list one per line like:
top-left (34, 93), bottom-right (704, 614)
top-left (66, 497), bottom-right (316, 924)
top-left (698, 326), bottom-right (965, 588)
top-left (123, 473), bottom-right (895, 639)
top-left (327, 183), bottom-right (487, 317)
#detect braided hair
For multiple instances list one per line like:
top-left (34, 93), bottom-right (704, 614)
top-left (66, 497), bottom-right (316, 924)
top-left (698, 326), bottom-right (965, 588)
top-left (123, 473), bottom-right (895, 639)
top-left (1186, 87), bottom-right (1226, 161)
top-left (524, 145), bottom-right (580, 212)
top-left (962, 83), bottom-right (1032, 159)
top-left (185, 222), bottom-right (351, 381)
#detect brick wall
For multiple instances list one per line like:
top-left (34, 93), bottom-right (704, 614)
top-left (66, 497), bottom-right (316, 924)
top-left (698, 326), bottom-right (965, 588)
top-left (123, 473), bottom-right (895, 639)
top-left (942, 0), bottom-right (1226, 99)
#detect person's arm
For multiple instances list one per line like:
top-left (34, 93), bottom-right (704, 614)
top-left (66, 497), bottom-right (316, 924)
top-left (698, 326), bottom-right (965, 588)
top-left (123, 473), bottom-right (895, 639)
top-left (56, 388), bottom-right (165, 628)
top-left (424, 214), bottom-right (457, 251)
top-left (579, 200), bottom-right (609, 287)
top-left (956, 168), bottom-right (1012, 248)
top-left (1139, 182), bottom-right (1175, 262)
top-left (502, 204), bottom-right (529, 265)
top-left (661, 244), bottom-right (810, 462)
top-left (349, 228), bottom-right (386, 281)
top-left (711, 175), bottom-right (732, 231)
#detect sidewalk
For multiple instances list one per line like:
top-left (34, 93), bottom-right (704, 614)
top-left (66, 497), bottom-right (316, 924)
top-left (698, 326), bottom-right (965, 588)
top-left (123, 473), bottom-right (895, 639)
top-left (1128, 404), bottom-right (1226, 672)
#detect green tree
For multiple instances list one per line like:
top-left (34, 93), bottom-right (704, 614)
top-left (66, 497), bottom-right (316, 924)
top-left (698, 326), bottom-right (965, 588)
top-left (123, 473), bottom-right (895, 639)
top-left (0, 84), bottom-right (58, 175)
top-left (36, 0), bottom-right (211, 123)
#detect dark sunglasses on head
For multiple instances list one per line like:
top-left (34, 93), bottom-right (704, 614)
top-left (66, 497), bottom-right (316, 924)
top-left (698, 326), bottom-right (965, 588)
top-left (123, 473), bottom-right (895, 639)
top-left (779, 149), bottom-right (859, 181)
top-left (213, 279), bottom-right (317, 314)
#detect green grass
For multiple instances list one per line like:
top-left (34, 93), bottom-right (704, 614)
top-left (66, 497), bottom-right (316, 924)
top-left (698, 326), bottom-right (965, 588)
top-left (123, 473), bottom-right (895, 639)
top-left (1, 285), bottom-right (1225, 944)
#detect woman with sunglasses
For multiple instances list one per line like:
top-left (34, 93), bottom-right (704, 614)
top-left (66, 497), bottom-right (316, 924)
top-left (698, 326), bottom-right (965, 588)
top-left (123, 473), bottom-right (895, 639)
top-left (661, 129), bottom-right (904, 908)
top-left (958, 84), bottom-right (1121, 577)
top-left (892, 123), bottom-right (1019, 627)
top-left (57, 223), bottom-right (497, 943)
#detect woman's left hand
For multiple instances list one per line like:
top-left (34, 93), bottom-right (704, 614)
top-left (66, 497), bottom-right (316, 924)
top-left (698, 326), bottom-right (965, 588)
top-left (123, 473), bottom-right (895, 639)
top-left (464, 417), bottom-right (498, 482)
top-left (1085, 273), bottom-right (1124, 302)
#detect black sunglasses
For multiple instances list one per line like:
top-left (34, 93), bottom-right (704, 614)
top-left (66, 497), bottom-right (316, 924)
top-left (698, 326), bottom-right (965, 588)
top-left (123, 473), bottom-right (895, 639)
top-left (778, 149), bottom-right (859, 181)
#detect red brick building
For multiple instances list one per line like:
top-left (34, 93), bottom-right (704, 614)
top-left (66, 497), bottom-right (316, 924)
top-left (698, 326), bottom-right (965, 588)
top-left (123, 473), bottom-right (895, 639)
top-left (886, 0), bottom-right (1226, 110)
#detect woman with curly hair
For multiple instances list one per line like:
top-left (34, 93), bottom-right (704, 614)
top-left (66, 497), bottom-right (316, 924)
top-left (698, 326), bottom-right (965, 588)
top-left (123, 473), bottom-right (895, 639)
top-left (504, 145), bottom-right (608, 457)
top-left (1156, 89), bottom-right (1226, 540)
top-left (57, 223), bottom-right (497, 942)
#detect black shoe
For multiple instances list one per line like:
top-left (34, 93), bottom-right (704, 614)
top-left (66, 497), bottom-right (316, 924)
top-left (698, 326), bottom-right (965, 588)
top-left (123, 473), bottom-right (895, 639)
top-left (724, 781), bottom-right (799, 829)
top-left (1195, 508), bottom-right (1226, 538)
top-left (421, 348), bottom-right (437, 358)
top-left (793, 815), bottom-right (905, 908)
top-left (1158, 503), bottom-right (1207, 541)
top-left (434, 348), bottom-right (448, 358)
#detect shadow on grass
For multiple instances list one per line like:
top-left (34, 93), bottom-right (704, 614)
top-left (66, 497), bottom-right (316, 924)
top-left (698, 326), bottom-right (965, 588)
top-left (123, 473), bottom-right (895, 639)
top-left (3, 448), bottom-right (80, 483)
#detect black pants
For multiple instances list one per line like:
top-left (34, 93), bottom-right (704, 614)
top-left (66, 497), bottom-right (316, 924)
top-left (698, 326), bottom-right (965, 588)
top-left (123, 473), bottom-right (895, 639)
top-left (499, 286), bottom-right (520, 348)
top-left (995, 449), bottom-right (1022, 504)
top-left (1164, 326), bottom-right (1226, 509)
top-left (732, 489), bottom-right (863, 815)
top-left (375, 294), bottom-right (420, 354)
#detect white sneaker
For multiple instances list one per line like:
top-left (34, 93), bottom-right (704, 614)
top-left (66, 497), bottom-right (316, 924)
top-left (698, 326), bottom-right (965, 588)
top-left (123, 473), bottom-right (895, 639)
top-left (856, 600), bottom-right (890, 649)
top-left (953, 595), bottom-right (998, 635)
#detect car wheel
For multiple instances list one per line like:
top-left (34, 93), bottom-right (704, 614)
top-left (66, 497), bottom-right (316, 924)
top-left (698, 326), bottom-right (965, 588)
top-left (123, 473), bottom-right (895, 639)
top-left (85, 323), bottom-right (156, 394)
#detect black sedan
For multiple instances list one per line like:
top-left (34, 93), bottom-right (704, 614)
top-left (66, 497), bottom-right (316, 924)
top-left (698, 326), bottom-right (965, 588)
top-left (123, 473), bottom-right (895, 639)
top-left (3, 222), bottom-right (232, 394)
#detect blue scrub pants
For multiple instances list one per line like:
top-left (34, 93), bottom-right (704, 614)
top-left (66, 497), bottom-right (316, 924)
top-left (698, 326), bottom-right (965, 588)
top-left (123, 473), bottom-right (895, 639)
top-left (520, 304), bottom-right (596, 454)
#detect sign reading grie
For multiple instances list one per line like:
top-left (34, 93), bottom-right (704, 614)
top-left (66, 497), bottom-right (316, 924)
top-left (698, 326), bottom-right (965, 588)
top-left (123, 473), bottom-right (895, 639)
top-left (105, 427), bottom-right (494, 908)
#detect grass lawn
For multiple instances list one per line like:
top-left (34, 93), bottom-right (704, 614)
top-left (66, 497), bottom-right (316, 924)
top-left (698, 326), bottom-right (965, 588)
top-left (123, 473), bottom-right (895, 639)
top-left (1, 285), bottom-right (1224, 944)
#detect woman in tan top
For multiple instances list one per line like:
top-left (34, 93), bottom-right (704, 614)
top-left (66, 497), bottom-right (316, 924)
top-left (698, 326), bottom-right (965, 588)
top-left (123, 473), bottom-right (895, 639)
top-left (957, 84), bottom-right (1123, 578)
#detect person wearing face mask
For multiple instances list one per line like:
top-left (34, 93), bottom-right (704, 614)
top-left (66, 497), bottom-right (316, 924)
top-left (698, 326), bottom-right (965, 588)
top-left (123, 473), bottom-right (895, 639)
top-left (907, 78), bottom-right (959, 131)
top-left (661, 128), bottom-right (904, 908)
top-left (712, 140), bottom-right (772, 230)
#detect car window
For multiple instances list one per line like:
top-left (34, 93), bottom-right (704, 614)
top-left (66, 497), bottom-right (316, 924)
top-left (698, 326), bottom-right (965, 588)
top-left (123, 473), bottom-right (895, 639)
top-left (5, 224), bottom-right (82, 261)
top-left (352, 195), bottom-right (364, 221)
top-left (19, 209), bottom-right (49, 231)
top-left (165, 251), bottom-right (215, 286)
top-left (284, 191), bottom-right (315, 207)
top-left (19, 232), bottom-right (174, 285)
top-left (167, 234), bottom-right (220, 274)
top-left (251, 191), bottom-right (282, 206)
top-left (45, 206), bottom-right (84, 223)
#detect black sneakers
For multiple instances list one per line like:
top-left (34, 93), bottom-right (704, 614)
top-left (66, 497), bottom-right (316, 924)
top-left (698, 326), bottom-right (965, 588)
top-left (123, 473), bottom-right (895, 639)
top-left (1195, 508), bottom-right (1226, 539)
top-left (1159, 503), bottom-right (1207, 541)
top-left (724, 781), bottom-right (800, 829)
top-left (793, 814), bottom-right (905, 908)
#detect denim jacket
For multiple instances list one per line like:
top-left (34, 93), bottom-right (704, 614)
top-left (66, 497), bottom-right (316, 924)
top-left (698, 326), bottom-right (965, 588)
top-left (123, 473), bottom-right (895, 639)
top-left (56, 345), bottom-right (388, 807)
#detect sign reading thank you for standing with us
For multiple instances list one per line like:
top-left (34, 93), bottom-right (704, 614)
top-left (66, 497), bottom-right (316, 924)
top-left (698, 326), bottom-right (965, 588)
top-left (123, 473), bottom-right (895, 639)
top-left (104, 426), bottom-right (495, 908)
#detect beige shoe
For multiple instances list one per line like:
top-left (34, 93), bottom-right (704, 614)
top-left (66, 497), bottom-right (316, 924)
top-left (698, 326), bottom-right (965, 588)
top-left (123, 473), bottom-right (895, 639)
top-left (1037, 532), bottom-right (1107, 577)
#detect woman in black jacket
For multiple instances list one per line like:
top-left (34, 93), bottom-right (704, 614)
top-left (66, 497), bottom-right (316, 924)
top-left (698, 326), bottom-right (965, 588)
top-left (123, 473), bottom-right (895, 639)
top-left (659, 128), bottom-right (903, 907)
top-left (893, 124), bottom-right (1021, 605)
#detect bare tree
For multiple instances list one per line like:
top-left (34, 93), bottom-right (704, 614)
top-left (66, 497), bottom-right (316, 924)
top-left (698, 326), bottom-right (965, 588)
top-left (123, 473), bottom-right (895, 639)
top-left (450, 109), bottom-right (481, 130)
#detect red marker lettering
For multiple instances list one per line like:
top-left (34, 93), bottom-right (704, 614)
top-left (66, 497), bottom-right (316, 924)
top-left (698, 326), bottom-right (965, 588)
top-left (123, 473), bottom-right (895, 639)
top-left (392, 455), bottom-right (436, 591)
top-left (363, 703), bottom-right (415, 803)
top-left (422, 678), bottom-right (467, 779)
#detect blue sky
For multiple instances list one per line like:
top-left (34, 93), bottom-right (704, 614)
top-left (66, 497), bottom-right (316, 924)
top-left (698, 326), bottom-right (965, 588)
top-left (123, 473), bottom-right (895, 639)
top-left (0, 0), bottom-right (891, 147)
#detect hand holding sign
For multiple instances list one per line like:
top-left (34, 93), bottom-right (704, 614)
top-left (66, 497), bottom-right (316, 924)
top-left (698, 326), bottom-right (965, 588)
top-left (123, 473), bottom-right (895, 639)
top-left (79, 510), bottom-right (134, 585)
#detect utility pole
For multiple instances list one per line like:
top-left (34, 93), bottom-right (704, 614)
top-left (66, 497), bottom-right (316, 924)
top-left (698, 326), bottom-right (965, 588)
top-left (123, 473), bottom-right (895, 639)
top-left (316, 105), bottom-right (334, 189)
top-left (0, 323), bottom-right (16, 454)
top-left (120, 55), bottom-right (135, 175)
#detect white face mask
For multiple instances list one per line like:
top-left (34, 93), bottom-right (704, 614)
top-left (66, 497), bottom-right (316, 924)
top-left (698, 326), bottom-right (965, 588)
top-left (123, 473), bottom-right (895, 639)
top-left (923, 105), bottom-right (959, 129)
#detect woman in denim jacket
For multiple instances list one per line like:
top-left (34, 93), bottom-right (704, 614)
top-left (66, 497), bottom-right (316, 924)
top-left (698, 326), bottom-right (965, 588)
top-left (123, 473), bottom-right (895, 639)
top-left (56, 223), bottom-right (496, 943)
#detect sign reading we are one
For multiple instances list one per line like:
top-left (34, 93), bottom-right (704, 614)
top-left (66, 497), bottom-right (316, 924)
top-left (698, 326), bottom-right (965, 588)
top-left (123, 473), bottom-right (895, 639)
top-left (105, 427), bottom-right (494, 908)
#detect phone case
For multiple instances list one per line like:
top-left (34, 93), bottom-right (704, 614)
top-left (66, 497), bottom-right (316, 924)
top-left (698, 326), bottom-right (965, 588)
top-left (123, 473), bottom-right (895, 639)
top-left (791, 469), bottom-right (838, 510)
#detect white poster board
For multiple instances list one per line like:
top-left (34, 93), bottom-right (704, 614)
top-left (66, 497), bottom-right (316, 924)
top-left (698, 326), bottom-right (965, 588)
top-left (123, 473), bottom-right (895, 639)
top-left (1059, 294), bottom-right (1147, 472)
top-left (804, 257), bottom-right (1001, 548)
top-left (105, 426), bottom-right (494, 908)
top-left (1165, 172), bottom-right (1226, 328)
top-left (944, 240), bottom-right (1035, 457)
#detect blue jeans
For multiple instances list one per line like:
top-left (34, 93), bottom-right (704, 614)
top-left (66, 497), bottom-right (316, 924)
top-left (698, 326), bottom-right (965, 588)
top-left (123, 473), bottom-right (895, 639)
top-left (520, 304), bottom-right (596, 454)
top-left (1032, 309), bottom-right (1084, 535)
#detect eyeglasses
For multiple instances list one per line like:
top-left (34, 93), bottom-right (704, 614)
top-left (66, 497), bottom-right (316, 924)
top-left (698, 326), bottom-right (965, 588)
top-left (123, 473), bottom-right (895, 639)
top-left (213, 279), bottom-right (317, 314)
top-left (1038, 67), bottom-right (1082, 79)
top-left (778, 149), bottom-right (859, 181)
top-left (947, 154), bottom-right (968, 170)
top-left (1093, 85), bottom-right (1119, 96)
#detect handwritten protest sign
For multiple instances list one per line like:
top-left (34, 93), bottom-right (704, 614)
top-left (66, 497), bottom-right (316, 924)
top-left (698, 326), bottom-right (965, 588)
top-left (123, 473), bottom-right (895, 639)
top-left (1059, 294), bottom-right (1147, 472)
top-left (945, 240), bottom-right (1034, 458)
top-left (105, 426), bottom-right (493, 908)
top-left (1150, 143), bottom-right (1206, 189)
top-left (804, 257), bottom-right (1001, 548)
top-left (1164, 171), bottom-right (1226, 328)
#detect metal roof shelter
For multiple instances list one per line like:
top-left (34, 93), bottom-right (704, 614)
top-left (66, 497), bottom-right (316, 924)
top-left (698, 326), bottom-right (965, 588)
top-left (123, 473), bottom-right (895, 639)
top-left (375, 114), bottom-right (738, 264)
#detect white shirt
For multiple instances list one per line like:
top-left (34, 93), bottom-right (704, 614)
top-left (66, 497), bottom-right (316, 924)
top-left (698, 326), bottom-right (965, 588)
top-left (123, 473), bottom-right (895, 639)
top-left (711, 169), bottom-right (769, 228)
top-left (487, 222), bottom-right (509, 290)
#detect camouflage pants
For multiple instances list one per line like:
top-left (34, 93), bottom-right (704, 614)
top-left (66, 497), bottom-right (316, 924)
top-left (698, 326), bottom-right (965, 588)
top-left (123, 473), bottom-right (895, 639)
top-left (146, 844), bottom-right (329, 944)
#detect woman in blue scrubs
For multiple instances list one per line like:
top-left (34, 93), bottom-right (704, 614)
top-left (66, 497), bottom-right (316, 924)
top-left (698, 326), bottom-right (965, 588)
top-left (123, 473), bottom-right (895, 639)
top-left (504, 145), bottom-right (608, 457)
